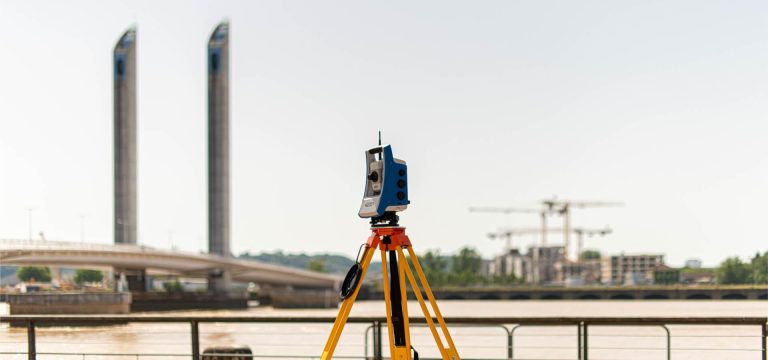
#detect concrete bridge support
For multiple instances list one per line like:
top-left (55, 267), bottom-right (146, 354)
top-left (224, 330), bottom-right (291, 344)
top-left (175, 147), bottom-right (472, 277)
top-left (113, 28), bottom-right (137, 245)
top-left (114, 268), bottom-right (148, 292)
top-left (207, 21), bottom-right (231, 293)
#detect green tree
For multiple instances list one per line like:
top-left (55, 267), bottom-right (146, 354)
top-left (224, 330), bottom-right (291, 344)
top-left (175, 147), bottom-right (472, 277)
top-left (163, 280), bottom-right (184, 292)
top-left (490, 273), bottom-right (518, 285)
top-left (717, 257), bottom-right (752, 284)
top-left (74, 269), bottom-right (103, 284)
top-left (750, 252), bottom-right (768, 284)
top-left (450, 247), bottom-right (483, 286)
top-left (16, 266), bottom-right (52, 282)
top-left (419, 249), bottom-right (448, 287)
top-left (452, 247), bottom-right (482, 273)
top-left (581, 249), bottom-right (602, 260)
top-left (239, 251), bottom-right (355, 274)
top-left (308, 259), bottom-right (327, 273)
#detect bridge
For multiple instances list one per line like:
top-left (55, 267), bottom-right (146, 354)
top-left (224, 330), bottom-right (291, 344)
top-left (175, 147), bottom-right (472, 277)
top-left (0, 239), bottom-right (340, 289)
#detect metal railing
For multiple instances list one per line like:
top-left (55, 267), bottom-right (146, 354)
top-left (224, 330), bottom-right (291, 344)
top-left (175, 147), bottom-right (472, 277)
top-left (0, 315), bottom-right (765, 360)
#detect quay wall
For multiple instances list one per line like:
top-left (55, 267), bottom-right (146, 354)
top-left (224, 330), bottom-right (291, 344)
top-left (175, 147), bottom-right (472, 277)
top-left (7, 292), bottom-right (131, 315)
top-left (130, 291), bottom-right (248, 311)
top-left (361, 285), bottom-right (768, 301)
top-left (4, 291), bottom-right (252, 314)
top-left (267, 289), bottom-right (338, 309)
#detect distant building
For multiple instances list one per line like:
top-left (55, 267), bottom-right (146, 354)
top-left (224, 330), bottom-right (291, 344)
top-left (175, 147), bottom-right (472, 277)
top-left (530, 246), bottom-right (567, 285)
top-left (15, 282), bottom-right (51, 293)
top-left (0, 266), bottom-right (19, 287)
top-left (558, 259), bottom-right (602, 286)
top-left (487, 249), bottom-right (531, 282)
top-left (486, 246), bottom-right (566, 285)
top-left (684, 259), bottom-right (703, 269)
top-left (680, 269), bottom-right (716, 285)
top-left (651, 264), bottom-right (680, 285)
top-left (601, 254), bottom-right (664, 285)
top-left (622, 272), bottom-right (648, 286)
top-left (480, 259), bottom-right (495, 277)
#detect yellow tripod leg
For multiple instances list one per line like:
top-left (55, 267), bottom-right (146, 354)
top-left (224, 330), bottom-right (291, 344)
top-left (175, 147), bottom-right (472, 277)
top-left (397, 247), bottom-right (449, 359)
top-left (406, 246), bottom-right (461, 360)
top-left (397, 246), bottom-right (413, 359)
top-left (320, 245), bottom-right (375, 360)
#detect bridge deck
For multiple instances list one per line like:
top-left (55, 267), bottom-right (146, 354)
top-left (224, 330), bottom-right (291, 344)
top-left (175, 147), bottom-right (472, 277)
top-left (0, 239), bottom-right (340, 288)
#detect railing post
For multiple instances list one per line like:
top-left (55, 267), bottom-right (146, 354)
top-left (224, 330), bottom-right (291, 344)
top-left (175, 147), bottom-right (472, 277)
top-left (660, 325), bottom-right (671, 360)
top-left (509, 325), bottom-right (522, 360)
top-left (374, 320), bottom-right (383, 360)
top-left (762, 323), bottom-right (766, 360)
top-left (27, 320), bottom-right (36, 360)
top-left (364, 324), bottom-right (371, 359)
top-left (191, 320), bottom-right (200, 360)
top-left (583, 322), bottom-right (588, 360)
top-left (577, 322), bottom-right (582, 360)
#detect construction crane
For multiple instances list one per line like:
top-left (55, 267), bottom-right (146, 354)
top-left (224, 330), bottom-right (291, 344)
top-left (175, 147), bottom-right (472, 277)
top-left (486, 227), bottom-right (543, 254)
top-left (469, 207), bottom-right (550, 246)
top-left (487, 227), bottom-right (611, 256)
top-left (541, 198), bottom-right (622, 261)
top-left (572, 227), bottom-right (612, 261)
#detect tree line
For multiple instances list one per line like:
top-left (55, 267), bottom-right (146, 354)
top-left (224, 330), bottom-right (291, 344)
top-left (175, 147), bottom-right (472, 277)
top-left (14, 267), bottom-right (103, 284)
top-left (252, 247), bottom-right (768, 287)
top-left (716, 251), bottom-right (768, 284)
top-left (10, 249), bottom-right (766, 288)
top-left (418, 247), bottom-right (518, 287)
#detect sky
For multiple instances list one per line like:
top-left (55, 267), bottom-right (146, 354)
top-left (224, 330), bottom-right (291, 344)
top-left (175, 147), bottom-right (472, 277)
top-left (0, 1), bottom-right (766, 267)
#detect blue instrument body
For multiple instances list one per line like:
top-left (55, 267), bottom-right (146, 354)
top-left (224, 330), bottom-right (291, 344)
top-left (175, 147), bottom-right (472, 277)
top-left (358, 145), bottom-right (410, 218)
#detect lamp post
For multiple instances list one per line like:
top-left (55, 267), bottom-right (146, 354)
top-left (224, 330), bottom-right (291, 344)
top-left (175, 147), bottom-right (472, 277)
top-left (80, 214), bottom-right (86, 243)
top-left (27, 208), bottom-right (33, 241)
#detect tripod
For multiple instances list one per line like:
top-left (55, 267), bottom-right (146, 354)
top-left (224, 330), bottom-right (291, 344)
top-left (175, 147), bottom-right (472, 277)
top-left (321, 226), bottom-right (460, 360)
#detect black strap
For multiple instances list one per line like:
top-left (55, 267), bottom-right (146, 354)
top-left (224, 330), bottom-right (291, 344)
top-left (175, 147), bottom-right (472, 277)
top-left (389, 250), bottom-right (406, 346)
top-left (339, 263), bottom-right (362, 300)
top-left (340, 244), bottom-right (368, 300)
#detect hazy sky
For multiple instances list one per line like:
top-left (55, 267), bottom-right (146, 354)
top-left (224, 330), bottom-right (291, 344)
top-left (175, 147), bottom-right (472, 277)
top-left (0, 1), bottom-right (766, 266)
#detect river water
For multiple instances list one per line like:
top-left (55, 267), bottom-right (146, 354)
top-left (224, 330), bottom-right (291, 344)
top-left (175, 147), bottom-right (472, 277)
top-left (0, 300), bottom-right (766, 359)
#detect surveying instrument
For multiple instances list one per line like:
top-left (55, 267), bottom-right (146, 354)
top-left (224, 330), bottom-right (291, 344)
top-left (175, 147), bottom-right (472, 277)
top-left (320, 141), bottom-right (460, 360)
